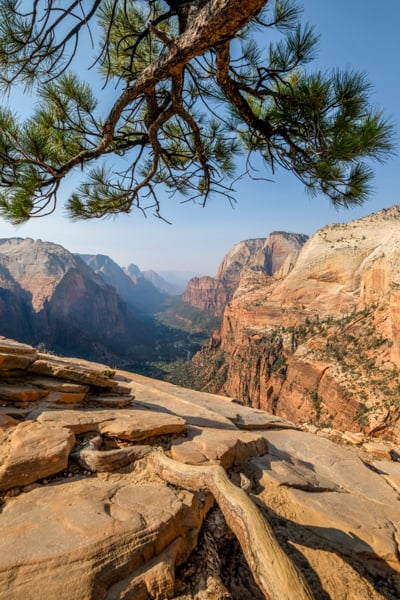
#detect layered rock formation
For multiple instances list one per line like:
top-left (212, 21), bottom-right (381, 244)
top-left (0, 336), bottom-right (399, 599)
top-left (183, 232), bottom-right (308, 316)
top-left (0, 238), bottom-right (160, 362)
top-left (80, 254), bottom-right (168, 313)
top-left (190, 206), bottom-right (400, 440)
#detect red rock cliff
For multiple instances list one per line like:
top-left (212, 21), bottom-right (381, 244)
top-left (191, 207), bottom-right (400, 441)
top-left (183, 232), bottom-right (308, 315)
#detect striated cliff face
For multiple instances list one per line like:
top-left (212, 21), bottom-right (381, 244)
top-left (215, 232), bottom-right (308, 287)
top-left (183, 232), bottom-right (308, 315)
top-left (190, 207), bottom-right (400, 441)
top-left (0, 239), bottom-right (148, 361)
top-left (183, 275), bottom-right (228, 315)
top-left (0, 262), bottom-right (33, 342)
top-left (0, 237), bottom-right (82, 312)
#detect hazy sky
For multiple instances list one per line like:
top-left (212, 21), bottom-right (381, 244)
top-left (0, 0), bottom-right (399, 275)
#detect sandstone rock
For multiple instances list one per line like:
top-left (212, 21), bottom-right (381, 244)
top-left (0, 383), bottom-right (49, 404)
top-left (303, 423), bottom-right (319, 434)
top-left (0, 421), bottom-right (75, 491)
top-left (106, 538), bottom-right (180, 599)
top-left (342, 430), bottom-right (364, 445)
top-left (85, 394), bottom-right (134, 408)
top-left (28, 356), bottom-right (120, 389)
top-left (254, 430), bottom-right (400, 571)
top-left (182, 233), bottom-right (308, 317)
top-left (170, 425), bottom-right (268, 468)
top-left (125, 376), bottom-right (237, 430)
top-left (0, 406), bottom-right (32, 420)
top-left (373, 460), bottom-right (400, 494)
top-left (43, 390), bottom-right (89, 405)
top-left (0, 337), bottom-right (37, 371)
top-left (0, 337), bottom-right (37, 358)
top-left (191, 206), bottom-right (400, 438)
top-left (0, 353), bottom-right (34, 371)
top-left (27, 376), bottom-right (89, 393)
top-left (216, 233), bottom-right (307, 290)
top-left (362, 440), bottom-right (393, 460)
top-left (182, 275), bottom-right (228, 315)
top-left (0, 338), bottom-right (398, 599)
top-left (0, 478), bottom-right (207, 599)
top-left (37, 408), bottom-right (186, 440)
top-left (99, 411), bottom-right (185, 441)
top-left (0, 414), bottom-right (18, 429)
top-left (127, 372), bottom-right (297, 431)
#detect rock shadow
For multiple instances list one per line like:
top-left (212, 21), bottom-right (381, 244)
top-left (245, 459), bottom-right (400, 600)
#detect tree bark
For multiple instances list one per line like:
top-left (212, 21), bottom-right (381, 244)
top-left (149, 448), bottom-right (314, 600)
top-left (70, 433), bottom-right (315, 599)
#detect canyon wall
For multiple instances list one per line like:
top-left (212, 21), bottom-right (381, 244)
top-left (190, 207), bottom-right (400, 440)
top-left (183, 232), bottom-right (308, 315)
top-left (80, 254), bottom-right (168, 313)
top-left (0, 239), bottom-right (155, 362)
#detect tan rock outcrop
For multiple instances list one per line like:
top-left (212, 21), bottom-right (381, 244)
top-left (255, 430), bottom-right (400, 571)
top-left (0, 337), bottom-right (399, 599)
top-left (0, 478), bottom-right (207, 600)
top-left (0, 421), bottom-right (75, 491)
top-left (0, 337), bottom-right (38, 370)
top-left (37, 408), bottom-right (186, 439)
top-left (170, 425), bottom-right (269, 467)
top-left (183, 275), bottom-right (228, 314)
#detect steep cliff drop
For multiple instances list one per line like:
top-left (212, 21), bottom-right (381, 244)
top-left (190, 207), bottom-right (400, 440)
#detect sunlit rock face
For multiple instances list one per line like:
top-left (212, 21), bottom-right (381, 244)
top-left (0, 337), bottom-right (399, 599)
top-left (183, 232), bottom-right (308, 316)
top-left (191, 206), bottom-right (400, 441)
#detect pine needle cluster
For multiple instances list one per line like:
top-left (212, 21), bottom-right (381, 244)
top-left (0, 0), bottom-right (394, 222)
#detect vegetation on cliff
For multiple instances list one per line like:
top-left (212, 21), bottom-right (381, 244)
top-left (167, 302), bottom-right (400, 437)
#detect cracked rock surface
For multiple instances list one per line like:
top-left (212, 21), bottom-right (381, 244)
top-left (0, 337), bottom-right (399, 599)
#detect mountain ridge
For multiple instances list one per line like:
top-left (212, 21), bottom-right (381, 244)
top-left (179, 206), bottom-right (400, 440)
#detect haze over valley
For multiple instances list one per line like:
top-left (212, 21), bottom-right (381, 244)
top-left (1, 205), bottom-right (400, 599)
top-left (2, 205), bottom-right (400, 441)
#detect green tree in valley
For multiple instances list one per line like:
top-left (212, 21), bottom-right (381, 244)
top-left (0, 0), bottom-right (394, 222)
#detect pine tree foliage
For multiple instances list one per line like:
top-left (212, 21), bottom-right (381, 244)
top-left (0, 0), bottom-right (394, 222)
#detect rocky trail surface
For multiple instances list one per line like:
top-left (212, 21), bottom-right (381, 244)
top-left (0, 337), bottom-right (399, 599)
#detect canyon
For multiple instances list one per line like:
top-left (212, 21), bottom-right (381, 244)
top-left (1, 210), bottom-right (400, 597)
top-left (0, 238), bottom-right (195, 366)
top-left (185, 206), bottom-right (400, 441)
top-left (2, 204), bottom-right (400, 443)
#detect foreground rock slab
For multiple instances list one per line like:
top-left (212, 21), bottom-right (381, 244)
top-left (37, 408), bottom-right (186, 440)
top-left (126, 372), bottom-right (297, 431)
top-left (0, 477), bottom-right (206, 600)
top-left (0, 421), bottom-right (75, 492)
top-left (171, 425), bottom-right (269, 468)
top-left (0, 338), bottom-right (398, 599)
top-left (254, 430), bottom-right (400, 572)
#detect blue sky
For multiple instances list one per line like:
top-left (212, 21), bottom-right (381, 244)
top-left (0, 0), bottom-right (399, 275)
